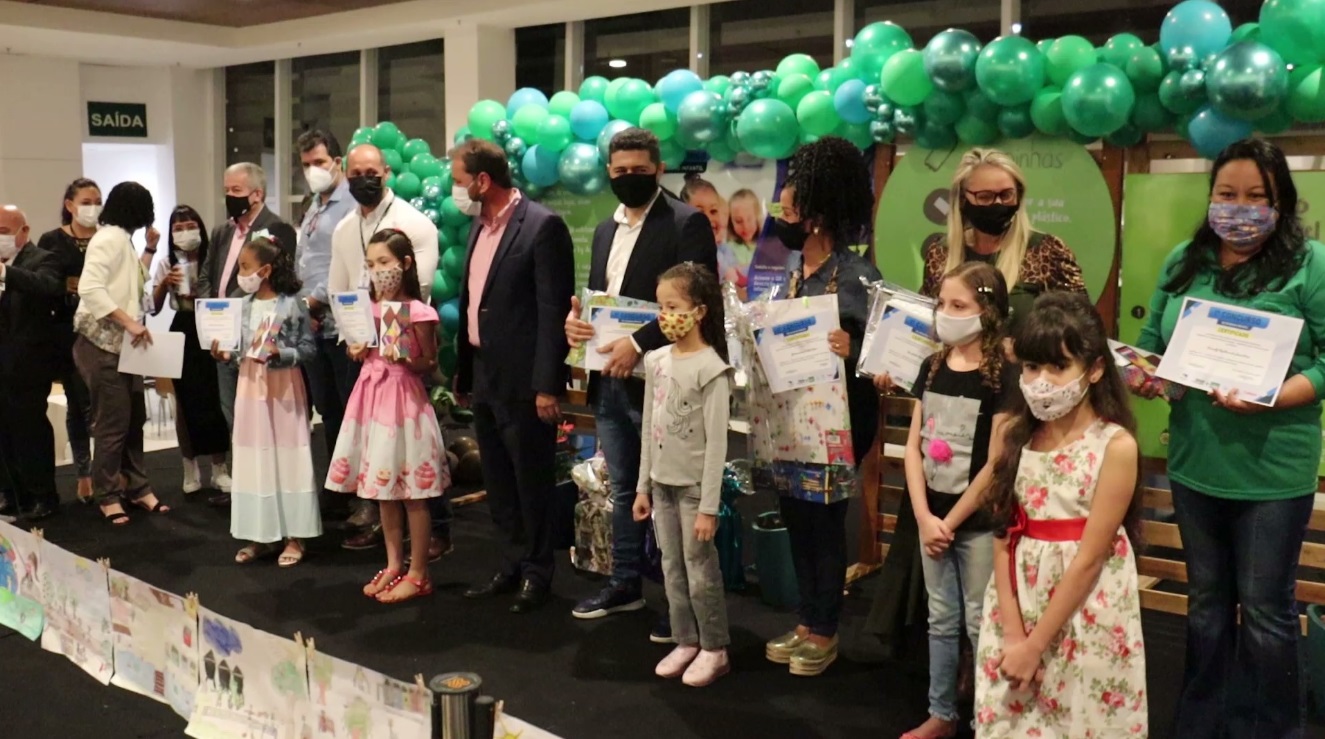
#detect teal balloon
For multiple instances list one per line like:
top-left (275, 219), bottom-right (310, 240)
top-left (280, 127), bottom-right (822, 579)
top-left (880, 49), bottom-right (933, 107)
top-left (1030, 87), bottom-right (1070, 135)
top-left (1106, 123), bottom-right (1145, 147)
top-left (659, 138), bottom-right (686, 169)
top-left (607, 78), bottom-right (656, 124)
top-left (432, 271), bottom-right (458, 304)
top-left (997, 104), bottom-right (1036, 138)
top-left (522, 145), bottom-right (561, 187)
top-left (439, 299), bottom-right (461, 334)
top-left (596, 119), bottom-right (635, 163)
top-left (557, 143), bottom-right (606, 195)
top-left (1131, 93), bottom-right (1176, 132)
top-left (421, 176), bottom-right (445, 202)
top-left (580, 76), bottom-right (610, 103)
top-left (1045, 36), bottom-right (1097, 87)
top-left (893, 107), bottom-right (923, 136)
top-left (1100, 33), bottom-right (1146, 69)
top-left (409, 153), bottom-right (443, 179)
top-left (370, 121), bottom-right (403, 151)
top-left (955, 114), bottom-right (999, 145)
top-left (394, 171), bottom-right (422, 200)
top-left (453, 126), bottom-right (472, 144)
top-left (423, 207), bottom-right (443, 228)
top-left (870, 120), bottom-right (897, 144)
top-left (383, 148), bottom-right (404, 175)
top-left (442, 244), bottom-right (466, 279)
top-left (1188, 105), bottom-right (1254, 159)
top-left (1125, 47), bottom-right (1167, 93)
top-left (833, 79), bottom-right (872, 124)
top-left (507, 88), bottom-right (549, 119)
top-left (737, 98), bottom-right (799, 159)
top-left (549, 91), bottom-right (580, 118)
top-left (704, 75), bottom-right (732, 97)
top-left (1159, 70), bottom-right (1206, 114)
top-left (777, 73), bottom-right (816, 110)
top-left (814, 69), bottom-right (834, 91)
top-left (1205, 41), bottom-right (1289, 121)
top-left (915, 121), bottom-right (957, 150)
top-left (504, 136), bottom-right (528, 160)
top-left (440, 197), bottom-right (470, 228)
top-left (491, 119), bottom-right (513, 142)
top-left (923, 90), bottom-right (966, 126)
top-left (924, 28), bottom-right (982, 93)
top-left (976, 36), bottom-right (1046, 106)
top-left (797, 91), bottom-right (841, 137)
top-left (1261, 0), bottom-right (1325, 66)
top-left (677, 90), bottom-right (726, 143)
top-left (852, 21), bottom-right (914, 80)
top-left (1062, 63), bottom-right (1136, 137)
top-left (512, 104), bottom-right (549, 141)
top-left (777, 53), bottom-right (821, 79)
top-left (656, 69), bottom-right (705, 114)
top-left (536, 114), bottom-right (574, 152)
top-left (569, 100), bottom-right (610, 141)
top-left (468, 100), bottom-right (506, 141)
top-left (639, 102), bottom-right (678, 140)
top-left (1160, 0), bottom-right (1232, 66)
top-left (402, 138), bottom-right (431, 162)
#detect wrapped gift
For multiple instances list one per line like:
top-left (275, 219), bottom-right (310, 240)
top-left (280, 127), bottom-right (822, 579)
top-left (570, 457), bottom-right (613, 576)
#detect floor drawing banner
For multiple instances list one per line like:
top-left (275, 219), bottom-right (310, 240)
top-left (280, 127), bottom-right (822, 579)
top-left (109, 570), bottom-right (200, 719)
top-left (186, 609), bottom-right (310, 739)
top-left (302, 640), bottom-right (432, 739)
top-left (0, 521), bottom-right (45, 641)
top-left (39, 539), bottom-right (113, 683)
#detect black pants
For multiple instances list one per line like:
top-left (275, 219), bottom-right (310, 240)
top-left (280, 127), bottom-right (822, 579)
top-left (304, 335), bottom-right (360, 463)
top-left (472, 397), bottom-right (557, 588)
top-left (0, 346), bottom-right (57, 511)
top-left (781, 496), bottom-right (848, 638)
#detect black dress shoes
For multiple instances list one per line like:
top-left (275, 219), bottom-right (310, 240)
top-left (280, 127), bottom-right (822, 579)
top-left (21, 501), bottom-right (58, 521)
top-left (463, 572), bottom-right (519, 599)
top-left (208, 493), bottom-right (232, 507)
top-left (510, 580), bottom-right (550, 614)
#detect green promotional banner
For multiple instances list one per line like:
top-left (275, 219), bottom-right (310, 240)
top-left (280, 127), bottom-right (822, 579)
top-left (873, 136), bottom-right (1116, 300)
top-left (537, 187), bottom-right (619, 293)
top-left (1119, 171), bottom-right (1325, 469)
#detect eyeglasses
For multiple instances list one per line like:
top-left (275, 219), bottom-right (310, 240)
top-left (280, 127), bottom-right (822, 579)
top-left (965, 188), bottom-right (1019, 207)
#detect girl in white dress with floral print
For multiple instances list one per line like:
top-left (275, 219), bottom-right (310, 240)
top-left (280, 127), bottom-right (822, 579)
top-left (976, 292), bottom-right (1147, 738)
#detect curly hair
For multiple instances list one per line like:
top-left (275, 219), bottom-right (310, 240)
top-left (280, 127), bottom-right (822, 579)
top-left (925, 261), bottom-right (1009, 393)
top-left (1163, 138), bottom-right (1307, 298)
top-left (658, 261), bottom-right (728, 363)
top-left (242, 237), bottom-right (302, 297)
top-left (784, 136), bottom-right (873, 249)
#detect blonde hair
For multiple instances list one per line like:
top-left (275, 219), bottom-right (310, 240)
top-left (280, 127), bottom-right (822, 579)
top-left (727, 188), bottom-right (763, 246)
top-left (944, 148), bottom-right (1033, 288)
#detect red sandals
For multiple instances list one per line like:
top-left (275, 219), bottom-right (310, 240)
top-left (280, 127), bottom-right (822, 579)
top-left (376, 574), bottom-right (433, 604)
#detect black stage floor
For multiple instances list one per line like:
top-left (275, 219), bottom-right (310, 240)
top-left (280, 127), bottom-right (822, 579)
top-left (4, 430), bottom-right (1324, 739)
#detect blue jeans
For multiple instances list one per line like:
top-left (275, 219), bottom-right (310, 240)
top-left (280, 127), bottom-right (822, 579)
top-left (595, 377), bottom-right (644, 585)
top-left (1171, 481), bottom-right (1312, 739)
top-left (920, 529), bottom-right (994, 722)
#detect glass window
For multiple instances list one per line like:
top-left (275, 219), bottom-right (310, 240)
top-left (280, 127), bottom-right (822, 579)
top-left (377, 40), bottom-right (446, 151)
top-left (1022, 0), bottom-right (1262, 45)
top-left (516, 24), bottom-right (566, 97)
top-left (291, 51), bottom-right (359, 219)
top-left (709, 0), bottom-right (835, 76)
top-left (854, 0), bottom-right (1000, 50)
top-left (225, 62), bottom-right (274, 168)
top-left (584, 9), bottom-right (691, 83)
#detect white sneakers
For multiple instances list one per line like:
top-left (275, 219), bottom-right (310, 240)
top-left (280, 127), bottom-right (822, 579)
top-left (654, 645), bottom-right (729, 687)
top-left (182, 458), bottom-right (202, 494)
top-left (211, 462), bottom-right (232, 493)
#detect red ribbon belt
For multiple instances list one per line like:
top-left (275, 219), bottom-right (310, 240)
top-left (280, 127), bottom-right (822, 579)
top-left (1006, 506), bottom-right (1088, 598)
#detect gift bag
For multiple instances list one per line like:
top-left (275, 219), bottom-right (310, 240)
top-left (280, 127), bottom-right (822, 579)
top-left (570, 457), bottom-right (613, 576)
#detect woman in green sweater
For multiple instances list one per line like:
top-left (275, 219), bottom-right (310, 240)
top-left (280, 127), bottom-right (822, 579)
top-left (1134, 138), bottom-right (1323, 739)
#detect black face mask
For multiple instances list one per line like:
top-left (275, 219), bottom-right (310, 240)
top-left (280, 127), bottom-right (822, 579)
top-left (225, 194), bottom-right (253, 221)
top-left (773, 218), bottom-right (808, 251)
top-left (960, 200), bottom-right (1019, 236)
top-left (610, 173), bottom-right (658, 209)
top-left (348, 175), bottom-right (385, 208)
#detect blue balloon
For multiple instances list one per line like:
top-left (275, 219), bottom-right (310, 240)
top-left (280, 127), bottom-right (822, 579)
top-left (506, 88), bottom-right (550, 119)
top-left (1160, 0), bottom-right (1232, 67)
top-left (1187, 105), bottom-right (1253, 159)
top-left (569, 100), bottom-right (610, 141)
top-left (677, 90), bottom-right (725, 143)
top-left (596, 119), bottom-right (635, 164)
top-left (522, 144), bottom-right (561, 187)
top-left (656, 69), bottom-right (705, 114)
top-left (557, 142), bottom-right (608, 196)
top-left (833, 79), bottom-right (872, 124)
top-left (439, 298), bottom-right (461, 333)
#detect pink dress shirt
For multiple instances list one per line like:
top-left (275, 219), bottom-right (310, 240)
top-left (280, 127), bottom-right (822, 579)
top-left (466, 190), bottom-right (522, 348)
top-left (218, 217), bottom-right (253, 297)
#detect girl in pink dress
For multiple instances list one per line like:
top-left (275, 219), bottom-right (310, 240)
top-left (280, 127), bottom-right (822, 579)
top-left (326, 228), bottom-right (450, 604)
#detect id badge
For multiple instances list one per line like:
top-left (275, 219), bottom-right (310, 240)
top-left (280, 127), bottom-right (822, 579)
top-left (357, 267), bottom-right (371, 291)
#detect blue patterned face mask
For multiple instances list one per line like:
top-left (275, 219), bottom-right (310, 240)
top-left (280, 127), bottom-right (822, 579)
top-left (1207, 202), bottom-right (1278, 250)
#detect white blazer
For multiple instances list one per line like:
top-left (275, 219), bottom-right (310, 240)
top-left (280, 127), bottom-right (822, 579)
top-left (76, 225), bottom-right (144, 322)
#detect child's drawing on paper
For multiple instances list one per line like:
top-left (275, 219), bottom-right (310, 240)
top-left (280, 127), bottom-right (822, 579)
top-left (39, 539), bottom-right (112, 683)
top-left (187, 608), bottom-right (309, 739)
top-left (0, 522), bottom-right (43, 640)
top-left (302, 647), bottom-right (432, 739)
top-left (108, 571), bottom-right (200, 719)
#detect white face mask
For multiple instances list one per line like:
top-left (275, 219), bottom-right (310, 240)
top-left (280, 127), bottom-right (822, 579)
top-left (174, 229), bottom-right (202, 251)
top-left (75, 205), bottom-right (102, 229)
top-left (236, 270), bottom-right (263, 295)
top-left (1020, 372), bottom-right (1090, 422)
top-left (0, 234), bottom-right (16, 261)
top-left (305, 165), bottom-right (335, 195)
top-left (933, 311), bottom-right (983, 346)
top-left (452, 184), bottom-right (481, 217)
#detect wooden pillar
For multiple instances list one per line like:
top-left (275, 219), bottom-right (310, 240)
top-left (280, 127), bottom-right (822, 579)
top-left (1096, 143), bottom-right (1127, 337)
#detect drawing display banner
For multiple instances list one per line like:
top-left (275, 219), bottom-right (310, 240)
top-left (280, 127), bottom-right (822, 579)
top-left (109, 570), bottom-right (200, 719)
top-left (0, 521), bottom-right (44, 641)
top-left (39, 539), bottom-right (113, 683)
top-left (303, 646), bottom-right (432, 739)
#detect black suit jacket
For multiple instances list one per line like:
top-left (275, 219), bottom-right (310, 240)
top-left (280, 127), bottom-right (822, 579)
top-left (455, 196), bottom-right (575, 403)
top-left (197, 206), bottom-right (298, 299)
top-left (0, 244), bottom-right (63, 368)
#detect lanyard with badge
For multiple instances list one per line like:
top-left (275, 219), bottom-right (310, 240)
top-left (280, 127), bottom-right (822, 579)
top-left (357, 199), bottom-right (395, 290)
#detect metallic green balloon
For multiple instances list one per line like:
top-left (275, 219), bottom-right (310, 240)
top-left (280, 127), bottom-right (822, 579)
top-left (923, 90), bottom-right (966, 126)
top-left (1061, 63), bottom-right (1136, 137)
top-left (923, 28), bottom-right (982, 93)
top-left (1159, 70), bottom-right (1206, 115)
top-left (997, 104), bottom-right (1036, 138)
top-left (1205, 41), bottom-right (1289, 120)
top-left (556, 142), bottom-right (607, 196)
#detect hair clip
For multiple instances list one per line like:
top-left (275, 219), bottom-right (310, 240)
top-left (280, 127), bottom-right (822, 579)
top-left (976, 285), bottom-right (993, 294)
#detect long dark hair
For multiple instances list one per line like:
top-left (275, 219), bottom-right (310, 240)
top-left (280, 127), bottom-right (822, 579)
top-left (367, 228), bottom-right (423, 302)
top-left (658, 262), bottom-right (727, 363)
top-left (100, 182), bottom-right (154, 232)
top-left (1163, 138), bottom-right (1307, 298)
top-left (926, 261), bottom-right (1009, 393)
top-left (243, 237), bottom-right (302, 297)
top-left (166, 205), bottom-right (210, 268)
top-left (986, 292), bottom-right (1142, 545)
top-left (784, 136), bottom-right (873, 250)
top-left (60, 178), bottom-right (100, 226)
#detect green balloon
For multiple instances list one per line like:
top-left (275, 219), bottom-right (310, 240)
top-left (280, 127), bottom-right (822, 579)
top-left (1125, 47), bottom-right (1166, 93)
top-left (923, 90), bottom-right (966, 126)
top-left (440, 196), bottom-right (470, 228)
top-left (442, 244), bottom-right (466, 279)
top-left (608, 78), bottom-right (656, 124)
top-left (639, 102), bottom-right (678, 140)
top-left (1068, 128), bottom-right (1098, 145)
top-left (549, 91), bottom-right (580, 118)
top-left (828, 58), bottom-right (863, 92)
top-left (536, 114), bottom-right (574, 152)
top-left (813, 69), bottom-right (834, 91)
top-left (1105, 123), bottom-right (1145, 147)
top-left (997, 104), bottom-right (1036, 138)
top-left (438, 342), bottom-right (457, 376)
top-left (468, 100), bottom-right (506, 141)
top-left (955, 113), bottom-right (999, 145)
top-left (1231, 22), bottom-right (1262, 44)
top-left (1158, 70), bottom-right (1205, 115)
top-left (351, 126), bottom-right (373, 144)
top-left (1207, 41), bottom-right (1290, 121)
top-left (1131, 93), bottom-right (1175, 132)
top-left (580, 76), bottom-right (610, 103)
top-left (777, 73), bottom-right (816, 110)
top-left (1061, 63), bottom-right (1136, 137)
top-left (778, 53), bottom-right (822, 79)
top-left (1261, 0), bottom-right (1325, 66)
top-left (1257, 105), bottom-right (1294, 134)
top-left (394, 171), bottom-right (422, 200)
top-left (737, 98), bottom-right (799, 159)
top-left (453, 126), bottom-right (471, 144)
top-left (604, 77), bottom-right (629, 111)
top-left (402, 138), bottom-right (431, 162)
top-left (432, 270), bottom-right (458, 303)
top-left (836, 120), bottom-right (874, 149)
top-left (1099, 33), bottom-right (1145, 69)
top-left (383, 148), bottom-right (404, 174)
top-left (964, 89), bottom-right (1001, 123)
top-left (1030, 87), bottom-right (1070, 135)
top-left (796, 90), bottom-right (841, 137)
top-left (976, 36), bottom-right (1046, 106)
top-left (1288, 66), bottom-right (1325, 122)
top-left (386, 172), bottom-right (396, 191)
top-left (512, 104), bottom-right (549, 141)
top-left (1175, 113), bottom-right (1196, 141)
top-left (707, 137), bottom-right (737, 163)
top-left (852, 21), bottom-right (914, 80)
top-left (371, 121), bottom-right (403, 151)
top-left (409, 153), bottom-right (444, 180)
top-left (704, 75), bottom-right (732, 97)
top-left (1046, 36), bottom-right (1097, 88)
top-left (659, 137), bottom-right (685, 169)
top-left (880, 49), bottom-right (934, 107)
top-left (915, 121), bottom-right (957, 150)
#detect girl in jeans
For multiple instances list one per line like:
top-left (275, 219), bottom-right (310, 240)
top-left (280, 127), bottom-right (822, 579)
top-left (898, 262), bottom-right (1015, 739)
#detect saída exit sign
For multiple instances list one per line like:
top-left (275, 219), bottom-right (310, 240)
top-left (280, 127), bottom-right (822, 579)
top-left (88, 102), bottom-right (148, 138)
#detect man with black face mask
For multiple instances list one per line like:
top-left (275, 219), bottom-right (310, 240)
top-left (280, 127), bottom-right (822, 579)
top-left (563, 128), bottom-right (717, 640)
top-left (197, 162), bottom-right (297, 506)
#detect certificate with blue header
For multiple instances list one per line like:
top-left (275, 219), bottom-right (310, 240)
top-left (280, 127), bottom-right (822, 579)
top-left (859, 300), bottom-right (939, 393)
top-left (753, 295), bottom-right (840, 394)
top-left (586, 304), bottom-right (659, 373)
top-left (329, 290), bottom-right (377, 346)
top-left (193, 298), bottom-right (241, 351)
top-left (1155, 297), bottom-right (1304, 407)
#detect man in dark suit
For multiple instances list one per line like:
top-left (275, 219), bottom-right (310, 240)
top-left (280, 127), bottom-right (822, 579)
top-left (452, 139), bottom-right (575, 614)
top-left (563, 128), bottom-right (718, 633)
top-left (196, 162), bottom-right (298, 506)
top-left (0, 205), bottom-right (66, 520)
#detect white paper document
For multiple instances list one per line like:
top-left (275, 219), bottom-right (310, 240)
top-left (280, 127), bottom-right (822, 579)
top-left (330, 290), bottom-right (377, 346)
top-left (1154, 297), bottom-right (1304, 407)
top-left (585, 305), bottom-right (659, 373)
top-left (194, 299), bottom-right (242, 351)
top-left (754, 296), bottom-right (841, 394)
top-left (118, 330), bottom-right (185, 379)
top-left (859, 300), bottom-right (938, 392)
